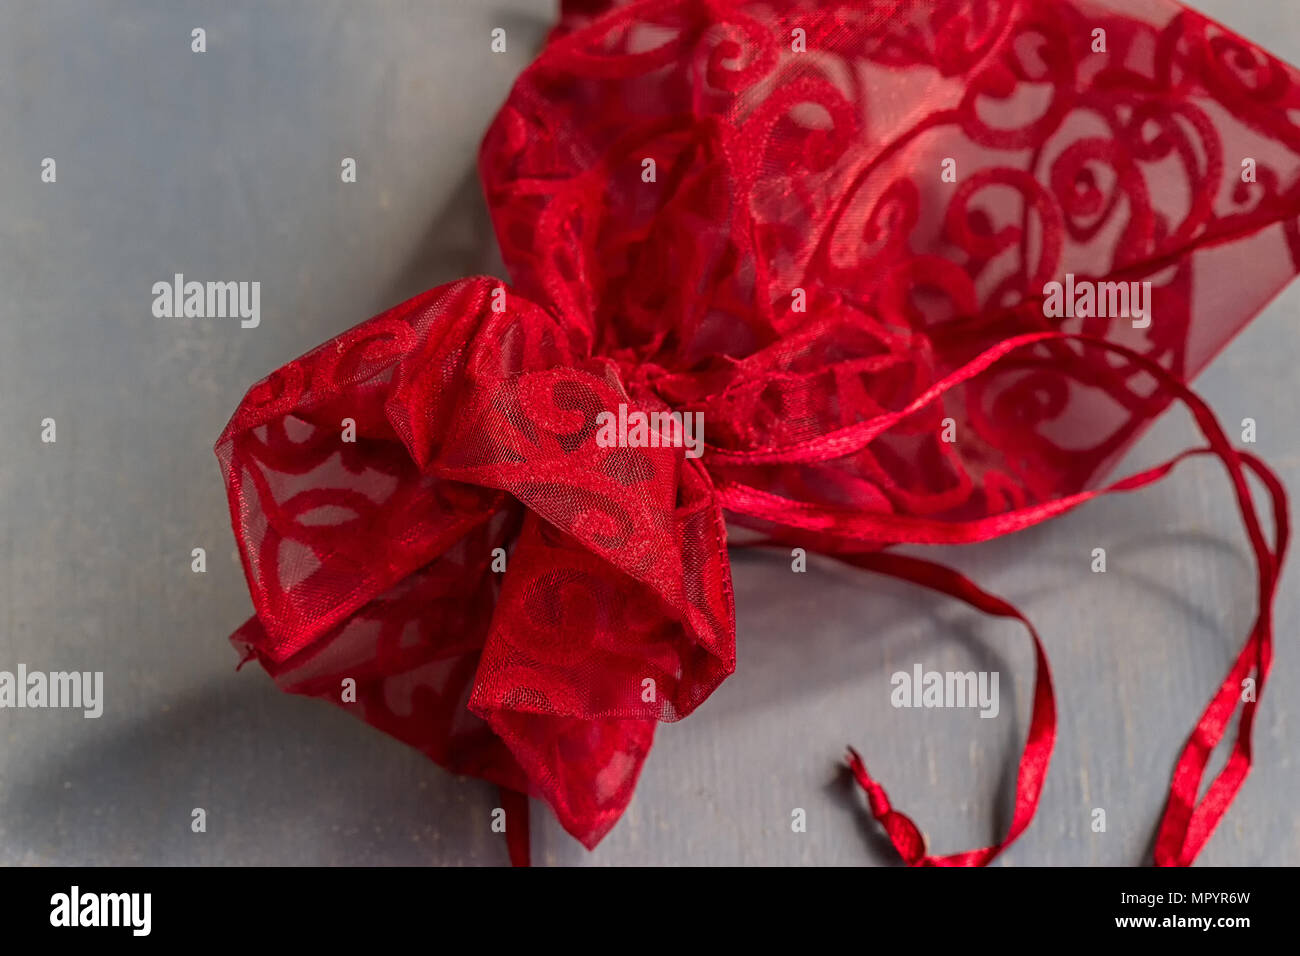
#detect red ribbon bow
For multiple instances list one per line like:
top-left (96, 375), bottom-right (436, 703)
top-left (217, 0), bottom-right (1300, 864)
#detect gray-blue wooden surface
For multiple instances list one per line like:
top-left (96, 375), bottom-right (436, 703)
top-left (1, 0), bottom-right (1296, 866)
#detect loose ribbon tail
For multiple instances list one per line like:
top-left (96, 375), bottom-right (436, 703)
top-left (841, 449), bottom-right (1284, 867)
top-left (841, 552), bottom-right (1055, 868)
top-left (1152, 451), bottom-right (1287, 866)
top-left (722, 331), bottom-right (1287, 866)
top-left (500, 787), bottom-right (532, 867)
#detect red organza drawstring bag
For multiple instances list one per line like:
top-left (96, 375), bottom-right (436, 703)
top-left (215, 0), bottom-right (1300, 866)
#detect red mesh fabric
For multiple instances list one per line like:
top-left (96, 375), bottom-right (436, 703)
top-left (216, 0), bottom-right (1300, 855)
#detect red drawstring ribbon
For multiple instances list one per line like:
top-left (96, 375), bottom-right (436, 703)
top-left (723, 332), bottom-right (1285, 867)
top-left (500, 787), bottom-right (532, 867)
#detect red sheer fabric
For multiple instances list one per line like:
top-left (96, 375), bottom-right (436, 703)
top-left (216, 0), bottom-right (1300, 862)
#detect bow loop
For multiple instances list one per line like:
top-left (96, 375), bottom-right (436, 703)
top-left (218, 276), bottom-right (735, 847)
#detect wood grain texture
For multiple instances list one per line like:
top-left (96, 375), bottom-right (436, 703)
top-left (0, 0), bottom-right (1296, 866)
